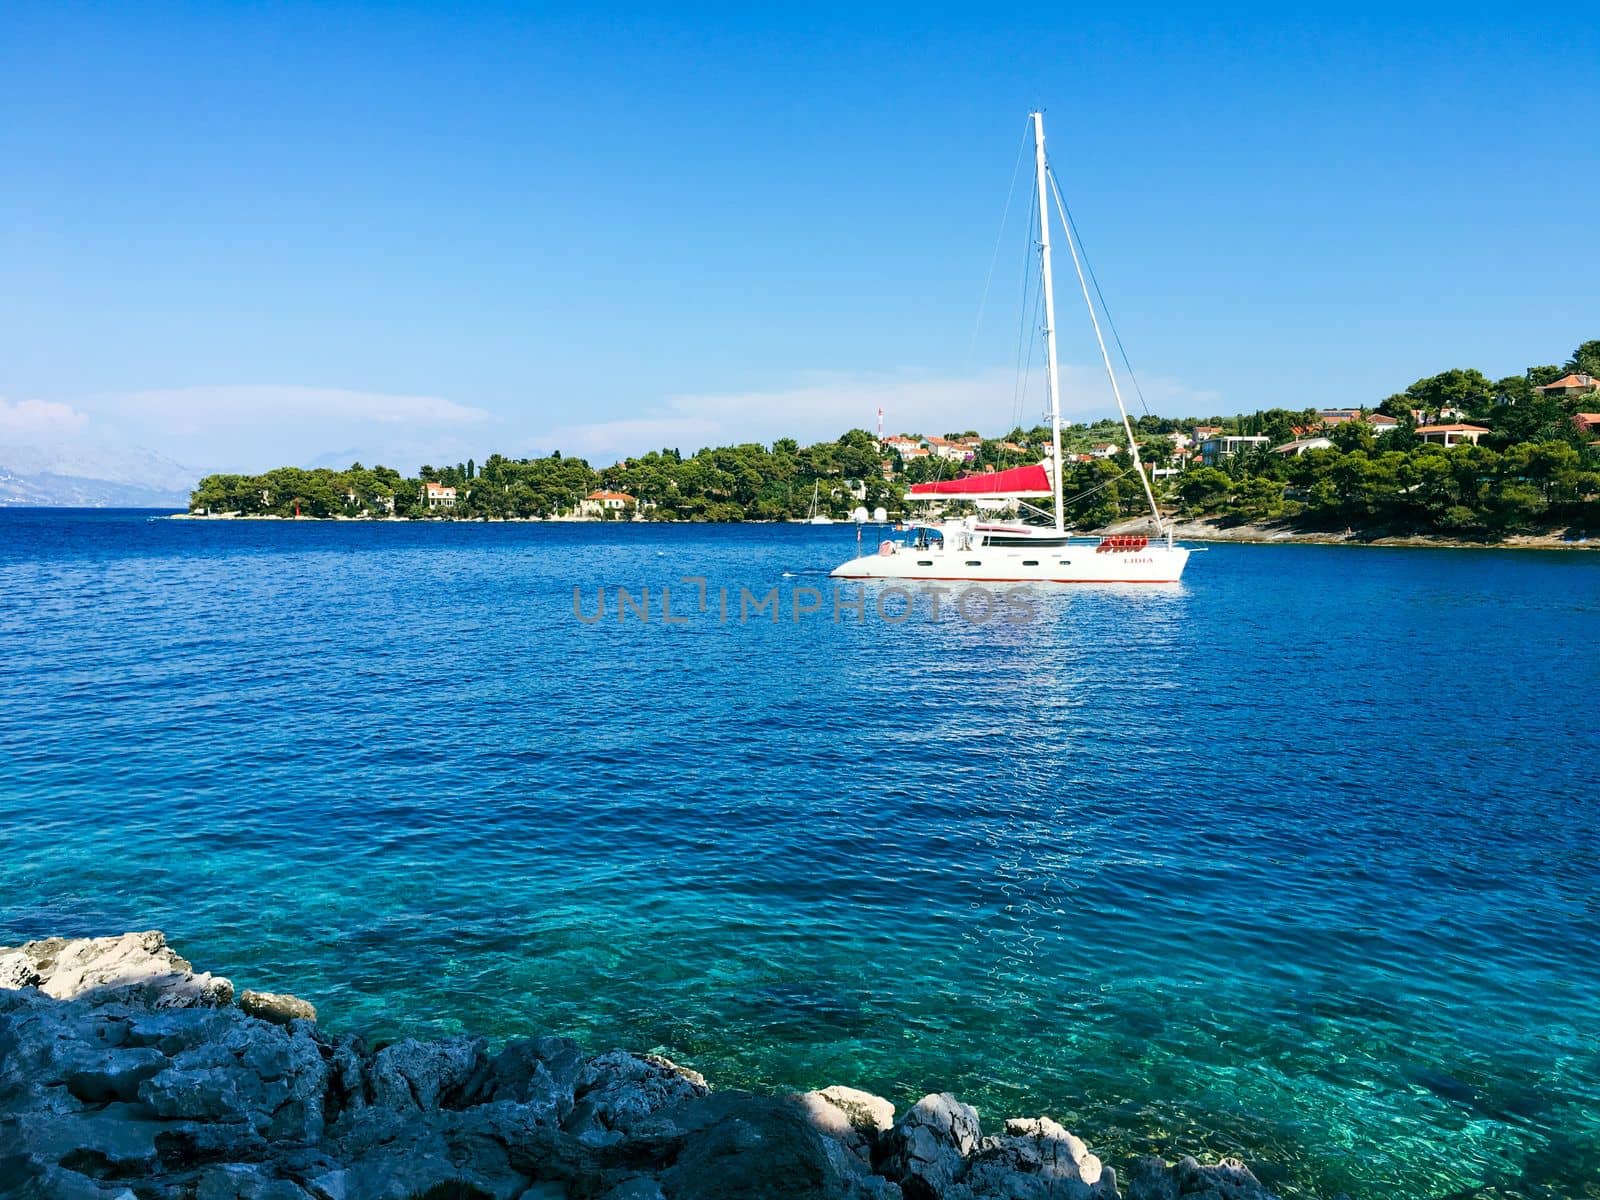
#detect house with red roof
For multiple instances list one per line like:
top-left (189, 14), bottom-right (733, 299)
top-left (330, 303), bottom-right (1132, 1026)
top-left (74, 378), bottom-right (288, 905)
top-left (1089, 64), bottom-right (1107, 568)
top-left (1536, 373), bottom-right (1600, 398)
top-left (579, 490), bottom-right (636, 518)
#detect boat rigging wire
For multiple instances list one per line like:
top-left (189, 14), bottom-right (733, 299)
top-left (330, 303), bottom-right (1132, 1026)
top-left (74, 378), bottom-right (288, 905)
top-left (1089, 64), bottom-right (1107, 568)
top-left (1046, 167), bottom-right (1164, 533)
top-left (1050, 174), bottom-right (1152, 418)
top-left (1010, 178), bottom-right (1041, 433)
top-left (969, 122), bottom-right (1034, 371)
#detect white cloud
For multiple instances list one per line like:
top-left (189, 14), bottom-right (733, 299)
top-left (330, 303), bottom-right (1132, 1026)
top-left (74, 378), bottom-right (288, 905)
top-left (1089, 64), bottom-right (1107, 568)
top-left (540, 365), bottom-right (1221, 462)
top-left (0, 397), bottom-right (90, 438)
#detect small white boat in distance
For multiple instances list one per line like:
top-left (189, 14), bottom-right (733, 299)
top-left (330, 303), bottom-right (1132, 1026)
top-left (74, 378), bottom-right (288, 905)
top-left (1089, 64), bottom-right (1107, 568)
top-left (832, 112), bottom-right (1189, 585)
top-left (806, 481), bottom-right (835, 525)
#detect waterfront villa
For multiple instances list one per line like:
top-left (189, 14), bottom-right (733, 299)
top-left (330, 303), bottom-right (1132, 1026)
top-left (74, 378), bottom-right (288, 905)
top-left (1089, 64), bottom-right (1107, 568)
top-left (580, 490), bottom-right (636, 518)
top-left (421, 482), bottom-right (456, 509)
top-left (1416, 423), bottom-right (1490, 447)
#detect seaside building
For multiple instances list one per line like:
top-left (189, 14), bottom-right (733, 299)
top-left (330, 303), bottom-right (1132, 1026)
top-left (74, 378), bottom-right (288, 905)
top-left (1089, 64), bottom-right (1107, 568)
top-left (1416, 423), bottom-right (1490, 447)
top-left (1199, 434), bottom-right (1270, 464)
top-left (1574, 413), bottom-right (1600, 437)
top-left (1536, 373), bottom-right (1600, 398)
top-left (1089, 443), bottom-right (1121, 459)
top-left (579, 490), bottom-right (636, 518)
top-left (422, 482), bottom-right (456, 509)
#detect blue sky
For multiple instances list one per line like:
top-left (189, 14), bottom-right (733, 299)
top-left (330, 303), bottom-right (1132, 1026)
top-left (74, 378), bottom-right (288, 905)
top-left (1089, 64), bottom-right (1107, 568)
top-left (3, 2), bottom-right (1597, 474)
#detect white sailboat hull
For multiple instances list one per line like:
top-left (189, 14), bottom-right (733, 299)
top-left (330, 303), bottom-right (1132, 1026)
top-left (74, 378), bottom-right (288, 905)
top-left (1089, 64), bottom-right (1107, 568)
top-left (830, 542), bottom-right (1189, 583)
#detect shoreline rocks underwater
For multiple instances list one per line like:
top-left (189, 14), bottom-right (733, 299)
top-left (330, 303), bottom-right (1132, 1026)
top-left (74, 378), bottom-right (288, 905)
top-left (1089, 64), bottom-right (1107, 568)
top-left (0, 932), bottom-right (1295, 1200)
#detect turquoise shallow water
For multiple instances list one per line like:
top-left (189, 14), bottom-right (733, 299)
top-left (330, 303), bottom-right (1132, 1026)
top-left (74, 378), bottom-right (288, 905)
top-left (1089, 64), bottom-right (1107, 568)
top-left (2, 510), bottom-right (1597, 1199)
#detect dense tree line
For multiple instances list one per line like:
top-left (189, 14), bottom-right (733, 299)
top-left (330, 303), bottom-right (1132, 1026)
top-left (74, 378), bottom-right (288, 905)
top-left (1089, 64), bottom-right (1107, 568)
top-left (191, 340), bottom-right (1600, 537)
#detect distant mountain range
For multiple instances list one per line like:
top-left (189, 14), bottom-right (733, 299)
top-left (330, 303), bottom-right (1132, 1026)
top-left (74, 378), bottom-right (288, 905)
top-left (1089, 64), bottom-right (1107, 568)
top-left (0, 442), bottom-right (196, 508)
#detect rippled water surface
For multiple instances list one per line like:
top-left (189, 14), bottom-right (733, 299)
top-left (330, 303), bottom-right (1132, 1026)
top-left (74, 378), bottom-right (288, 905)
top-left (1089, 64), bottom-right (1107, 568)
top-left (2, 510), bottom-right (1597, 1199)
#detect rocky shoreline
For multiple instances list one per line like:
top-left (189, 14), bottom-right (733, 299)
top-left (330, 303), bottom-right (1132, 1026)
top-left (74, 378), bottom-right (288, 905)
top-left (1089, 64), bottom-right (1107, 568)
top-left (0, 932), bottom-right (1290, 1200)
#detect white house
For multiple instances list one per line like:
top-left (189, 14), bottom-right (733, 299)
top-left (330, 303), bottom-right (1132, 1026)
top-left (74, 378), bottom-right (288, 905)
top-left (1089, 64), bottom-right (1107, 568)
top-left (922, 436), bottom-right (974, 463)
top-left (1271, 436), bottom-right (1334, 456)
top-left (422, 482), bottom-right (456, 509)
top-left (579, 490), bottom-right (636, 518)
top-left (1089, 443), bottom-right (1121, 459)
top-left (1416, 423), bottom-right (1490, 447)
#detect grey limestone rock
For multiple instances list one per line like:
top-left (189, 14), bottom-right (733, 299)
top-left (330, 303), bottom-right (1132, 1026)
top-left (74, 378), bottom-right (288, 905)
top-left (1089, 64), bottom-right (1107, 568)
top-left (0, 931), bottom-right (1290, 1200)
top-left (795, 1086), bottom-right (897, 1169)
top-left (956, 1116), bottom-right (1117, 1199)
top-left (881, 1093), bottom-right (983, 1199)
top-left (0, 931), bottom-right (233, 1008)
top-left (564, 1050), bottom-right (711, 1145)
top-left (136, 1017), bottom-right (329, 1143)
top-left (368, 1035), bottom-right (487, 1111)
top-left (1122, 1154), bottom-right (1279, 1200)
top-left (656, 1093), bottom-right (901, 1200)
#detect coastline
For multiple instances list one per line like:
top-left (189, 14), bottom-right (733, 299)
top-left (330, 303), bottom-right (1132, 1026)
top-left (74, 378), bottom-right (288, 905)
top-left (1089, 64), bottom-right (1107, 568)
top-left (1103, 516), bottom-right (1597, 551)
top-left (166, 508), bottom-right (1600, 550)
top-left (1, 931), bottom-right (1289, 1200)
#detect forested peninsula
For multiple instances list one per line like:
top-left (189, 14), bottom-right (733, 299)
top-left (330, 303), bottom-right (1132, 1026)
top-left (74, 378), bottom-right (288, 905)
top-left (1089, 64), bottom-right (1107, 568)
top-left (188, 341), bottom-right (1600, 543)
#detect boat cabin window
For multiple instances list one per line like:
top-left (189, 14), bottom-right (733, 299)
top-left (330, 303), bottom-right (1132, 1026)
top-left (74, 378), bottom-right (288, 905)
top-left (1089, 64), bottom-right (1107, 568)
top-left (1022, 560), bottom-right (1039, 566)
top-left (965, 560), bottom-right (981, 566)
top-left (1058, 560), bottom-right (1071, 566)
top-left (917, 560), bottom-right (933, 567)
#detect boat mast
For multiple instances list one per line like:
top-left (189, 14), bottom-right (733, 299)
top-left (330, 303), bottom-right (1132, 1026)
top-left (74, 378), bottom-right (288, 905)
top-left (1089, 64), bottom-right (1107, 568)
top-left (1032, 112), bottom-right (1067, 535)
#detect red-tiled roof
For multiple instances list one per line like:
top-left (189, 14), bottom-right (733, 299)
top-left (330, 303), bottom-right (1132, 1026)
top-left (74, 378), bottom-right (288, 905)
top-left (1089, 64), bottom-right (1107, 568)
top-left (1415, 423), bottom-right (1490, 434)
top-left (587, 490), bottom-right (635, 502)
top-left (1537, 373), bottom-right (1599, 391)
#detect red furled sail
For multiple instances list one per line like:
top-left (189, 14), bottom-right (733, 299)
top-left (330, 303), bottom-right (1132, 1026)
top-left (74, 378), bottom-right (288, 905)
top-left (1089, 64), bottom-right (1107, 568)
top-left (907, 464), bottom-right (1051, 498)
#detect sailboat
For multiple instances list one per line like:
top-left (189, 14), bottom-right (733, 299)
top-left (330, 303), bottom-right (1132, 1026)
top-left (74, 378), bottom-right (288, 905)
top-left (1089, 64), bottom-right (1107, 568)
top-left (806, 481), bottom-right (834, 525)
top-left (831, 112), bottom-right (1189, 584)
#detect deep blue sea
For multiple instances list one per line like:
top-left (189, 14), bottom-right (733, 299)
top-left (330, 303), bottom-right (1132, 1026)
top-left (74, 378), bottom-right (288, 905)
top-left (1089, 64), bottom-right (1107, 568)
top-left (2, 510), bottom-right (1596, 1199)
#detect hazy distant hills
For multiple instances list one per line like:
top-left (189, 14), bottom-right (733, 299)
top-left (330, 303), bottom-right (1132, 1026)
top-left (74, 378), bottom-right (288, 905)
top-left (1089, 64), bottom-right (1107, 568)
top-left (0, 442), bottom-right (196, 508)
